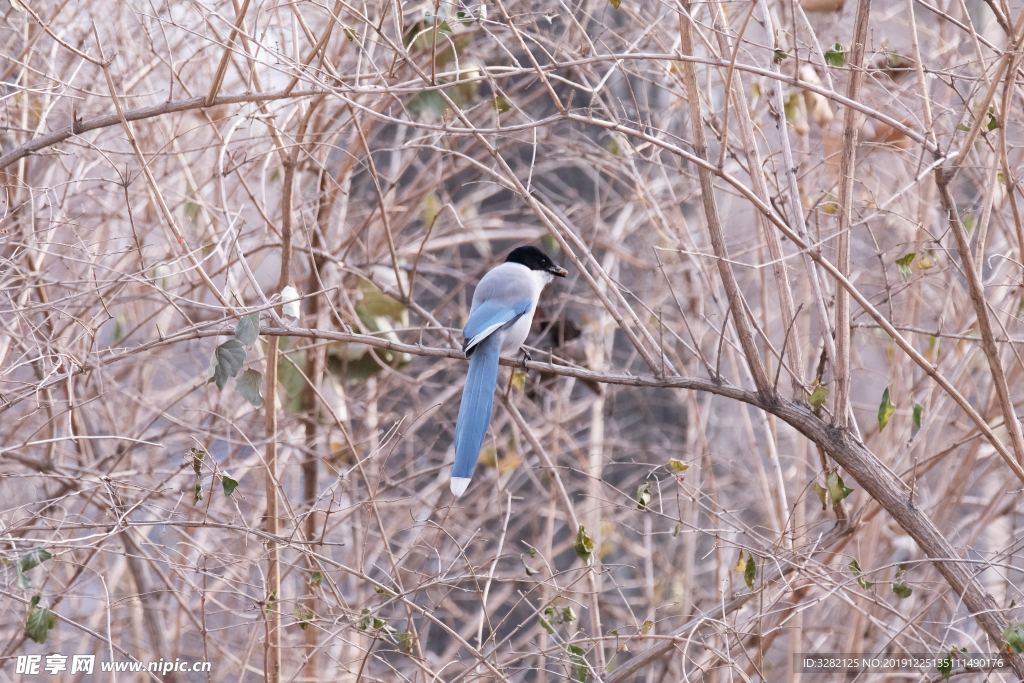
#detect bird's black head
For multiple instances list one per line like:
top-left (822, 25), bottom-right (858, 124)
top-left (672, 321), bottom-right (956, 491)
top-left (505, 246), bottom-right (568, 277)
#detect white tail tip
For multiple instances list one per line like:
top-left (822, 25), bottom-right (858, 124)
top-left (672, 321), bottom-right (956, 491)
top-left (450, 477), bottom-right (471, 497)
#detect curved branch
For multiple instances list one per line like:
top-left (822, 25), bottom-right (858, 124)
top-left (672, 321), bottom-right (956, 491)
top-left (0, 51), bottom-right (935, 174)
top-left (0, 89), bottom-right (321, 171)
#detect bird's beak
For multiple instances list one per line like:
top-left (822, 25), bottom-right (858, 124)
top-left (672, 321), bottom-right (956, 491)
top-left (550, 265), bottom-right (568, 277)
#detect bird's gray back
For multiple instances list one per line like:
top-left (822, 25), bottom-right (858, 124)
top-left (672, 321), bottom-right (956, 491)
top-left (471, 263), bottom-right (537, 308)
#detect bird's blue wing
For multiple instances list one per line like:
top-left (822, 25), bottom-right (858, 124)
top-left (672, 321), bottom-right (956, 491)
top-left (462, 299), bottom-right (532, 353)
top-left (451, 333), bottom-right (501, 496)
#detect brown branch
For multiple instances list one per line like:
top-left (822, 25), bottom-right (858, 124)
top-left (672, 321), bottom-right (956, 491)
top-left (93, 27), bottom-right (233, 312)
top-left (678, 1), bottom-right (772, 400)
top-left (931, 10), bottom-right (1024, 468)
top-left (604, 514), bottom-right (859, 683)
top-left (490, 0), bottom-right (565, 113)
top-left (758, 0), bottom-right (837, 378)
top-left (0, 89), bottom-right (319, 171)
top-left (833, 0), bottom-right (872, 431)
top-left (711, 1), bottom-right (803, 396)
top-left (0, 52), bottom-right (937, 175)
top-left (554, 111), bottom-right (1024, 484)
top-left (353, 115), bottom-right (406, 300)
top-left (205, 0), bottom-right (252, 106)
top-left (606, 384), bottom-right (1024, 678)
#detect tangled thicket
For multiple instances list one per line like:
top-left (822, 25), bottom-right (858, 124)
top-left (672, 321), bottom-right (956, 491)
top-left (4, 0), bottom-right (1024, 680)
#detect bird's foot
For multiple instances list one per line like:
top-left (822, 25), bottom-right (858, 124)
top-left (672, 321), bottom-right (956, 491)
top-left (520, 348), bottom-right (532, 371)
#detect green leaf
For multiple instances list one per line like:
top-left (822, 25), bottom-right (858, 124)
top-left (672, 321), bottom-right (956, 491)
top-left (359, 610), bottom-right (396, 633)
top-left (912, 400), bottom-right (923, 428)
top-left (309, 571), bottom-right (323, 587)
top-left (808, 384), bottom-right (829, 408)
top-left (295, 606), bottom-right (314, 630)
top-left (813, 482), bottom-right (828, 510)
top-left (236, 368), bottom-right (265, 407)
top-left (511, 369), bottom-right (527, 392)
top-left (986, 106), bottom-right (999, 131)
top-left (17, 571), bottom-right (31, 589)
top-left (565, 643), bottom-right (589, 682)
top-left (209, 340), bottom-right (246, 390)
top-left (184, 200), bottom-right (199, 227)
top-left (885, 51), bottom-right (905, 69)
top-left (878, 387), bottom-right (896, 431)
top-left (397, 631), bottom-right (415, 651)
top-left (190, 447), bottom-right (206, 477)
top-left (639, 619), bottom-right (653, 635)
top-left (609, 0), bottom-right (621, 8)
top-left (541, 607), bottom-right (555, 633)
top-left (962, 212), bottom-right (975, 233)
top-left (895, 253), bottom-right (915, 281)
top-left (827, 471), bottom-right (853, 502)
top-left (892, 565), bottom-right (912, 598)
top-left (489, 96), bottom-right (511, 114)
top-left (111, 312), bottom-right (127, 344)
top-left (193, 482), bottom-right (203, 505)
top-left (1005, 621), bottom-right (1024, 653)
top-left (744, 555), bottom-right (756, 590)
top-left (222, 474), bottom-right (238, 497)
top-left (343, 27), bottom-right (359, 42)
top-left (277, 347), bottom-right (308, 412)
top-left (374, 586), bottom-right (395, 599)
top-left (20, 548), bottom-right (52, 573)
top-left (773, 48), bottom-right (788, 63)
top-left (25, 595), bottom-right (54, 644)
top-left (409, 90), bottom-right (450, 119)
top-left (561, 606), bottom-right (577, 624)
top-left (574, 525), bottom-right (595, 563)
top-left (668, 459), bottom-right (689, 471)
top-left (526, 546), bottom-right (537, 558)
top-left (636, 483), bottom-right (652, 511)
top-left (891, 583), bottom-right (913, 598)
top-left (849, 559), bottom-right (876, 590)
top-left (824, 43), bottom-right (846, 67)
top-left (937, 654), bottom-right (953, 680)
top-left (783, 93), bottom-right (800, 125)
top-left (420, 193), bottom-right (442, 227)
top-left (234, 312), bottom-right (260, 347)
top-left (522, 557), bottom-right (539, 576)
top-left (672, 524), bottom-right (679, 537)
top-left (956, 122), bottom-right (971, 132)
top-left (358, 276), bottom-right (407, 319)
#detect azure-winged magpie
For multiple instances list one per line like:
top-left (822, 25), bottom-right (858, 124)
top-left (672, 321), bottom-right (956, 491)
top-left (450, 246), bottom-right (568, 497)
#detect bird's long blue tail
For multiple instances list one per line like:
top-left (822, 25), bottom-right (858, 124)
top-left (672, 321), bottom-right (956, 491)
top-left (451, 333), bottom-right (501, 496)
